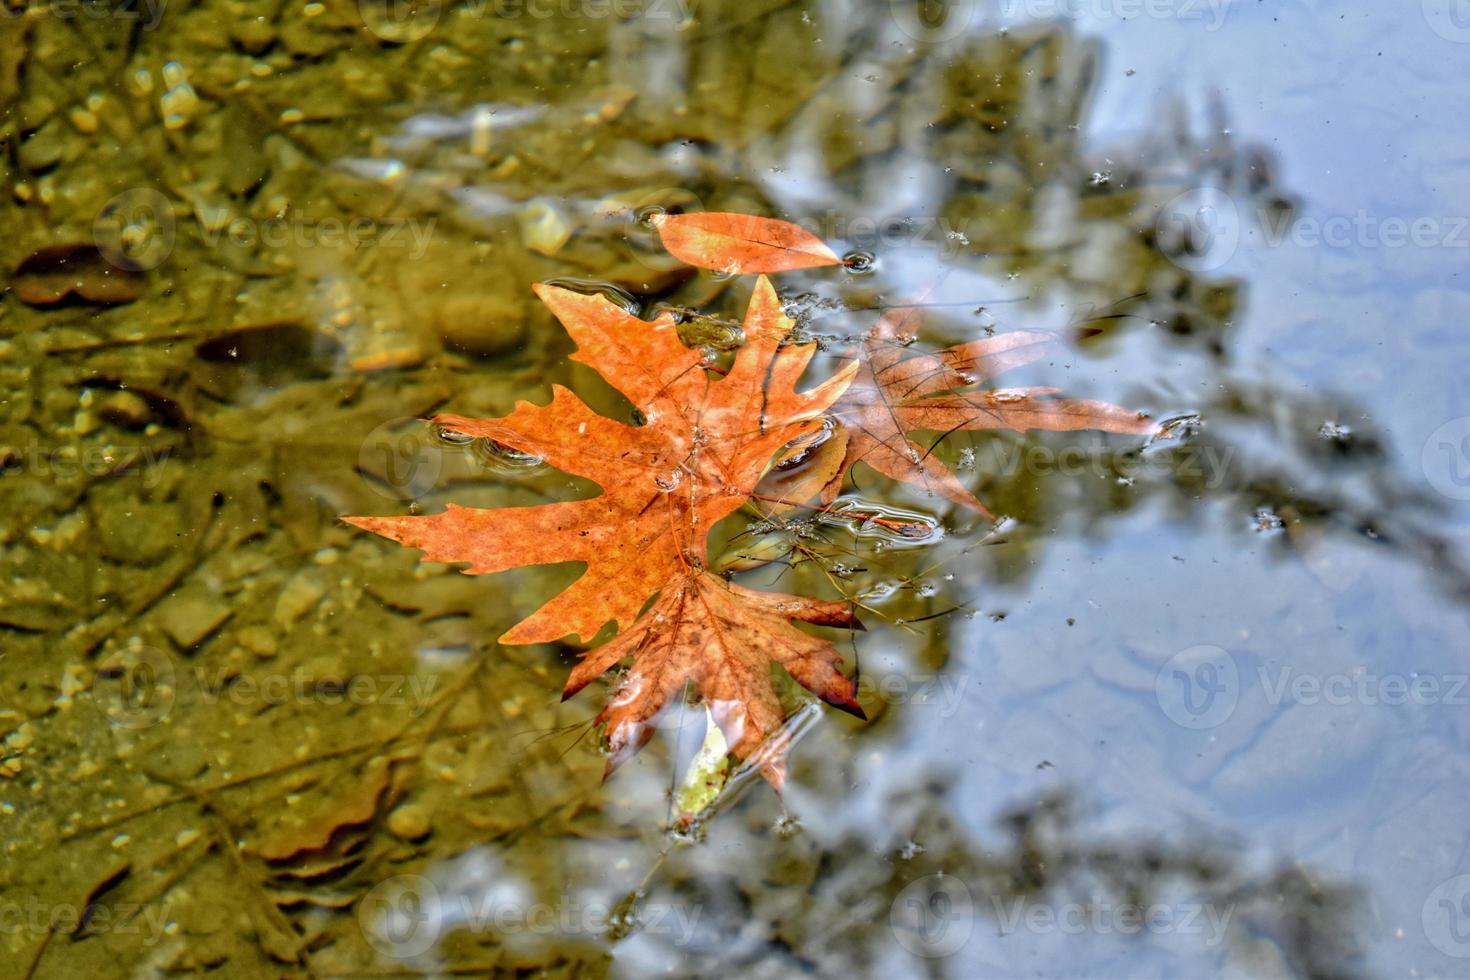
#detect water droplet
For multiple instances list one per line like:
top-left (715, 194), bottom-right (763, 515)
top-left (654, 471), bottom-right (683, 492)
top-left (844, 251), bottom-right (876, 274)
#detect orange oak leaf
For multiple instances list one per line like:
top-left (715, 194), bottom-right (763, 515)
top-left (562, 569), bottom-right (865, 787)
top-left (344, 275), bottom-right (856, 646)
top-left (650, 211), bottom-right (845, 274)
top-left (816, 302), bottom-right (1159, 519)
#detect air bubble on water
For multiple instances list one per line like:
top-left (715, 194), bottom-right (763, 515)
top-left (541, 277), bottom-right (641, 316)
top-left (844, 251), bottom-right (876, 275)
top-left (1090, 171), bottom-right (1112, 186)
top-left (1252, 508), bottom-right (1284, 534)
top-left (864, 581), bottom-right (899, 601)
top-left (1151, 414), bottom-right (1202, 445)
top-left (956, 448), bottom-right (977, 471)
top-left (654, 471), bottom-right (683, 492)
top-left (1318, 420), bottom-right (1352, 441)
top-left (775, 417), bottom-right (835, 469)
top-left (474, 438), bottom-right (543, 471)
top-left (435, 425), bottom-right (476, 446)
top-left (898, 841), bottom-right (926, 860)
top-left (916, 583), bottom-right (938, 598)
top-left (992, 390), bottom-right (1025, 404)
top-left (774, 814), bottom-right (802, 839)
top-left (635, 204), bottom-right (666, 228)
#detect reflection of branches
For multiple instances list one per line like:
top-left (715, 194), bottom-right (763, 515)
top-left (648, 784), bottom-right (1365, 979)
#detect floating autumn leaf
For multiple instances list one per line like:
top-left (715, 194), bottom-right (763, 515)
top-left (813, 301), bottom-right (1159, 519)
top-left (562, 569), bottom-right (864, 787)
top-left (345, 275), bottom-right (861, 781)
top-left (650, 211), bottom-right (844, 274)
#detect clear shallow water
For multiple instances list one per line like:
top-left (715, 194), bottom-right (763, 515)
top-left (1, 2), bottom-right (1468, 977)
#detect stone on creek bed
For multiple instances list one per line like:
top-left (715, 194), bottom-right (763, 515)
top-left (154, 586), bottom-right (235, 651)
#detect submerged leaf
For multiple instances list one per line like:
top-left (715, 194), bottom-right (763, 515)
top-left (821, 301), bottom-right (1159, 517)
